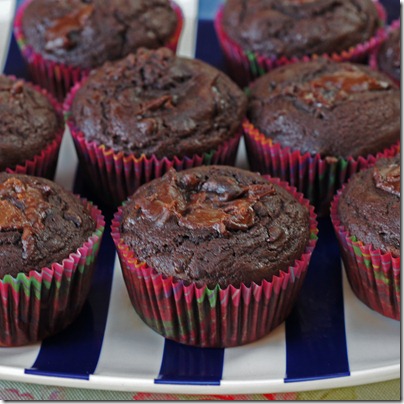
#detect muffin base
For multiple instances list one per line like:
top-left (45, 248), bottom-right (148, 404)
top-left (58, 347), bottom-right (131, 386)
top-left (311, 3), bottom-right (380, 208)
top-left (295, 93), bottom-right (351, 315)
top-left (0, 200), bottom-right (105, 347)
top-left (214, 1), bottom-right (387, 87)
top-left (243, 119), bottom-right (400, 217)
top-left (331, 189), bottom-right (400, 321)
top-left (111, 176), bottom-right (318, 348)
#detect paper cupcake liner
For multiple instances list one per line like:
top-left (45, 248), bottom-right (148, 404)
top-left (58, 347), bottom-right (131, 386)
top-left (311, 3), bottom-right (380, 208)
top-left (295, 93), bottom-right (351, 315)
top-left (3, 75), bottom-right (63, 179)
top-left (0, 200), bottom-right (105, 347)
top-left (369, 20), bottom-right (400, 86)
top-left (64, 81), bottom-right (242, 207)
top-left (243, 119), bottom-right (400, 217)
top-left (111, 176), bottom-right (318, 348)
top-left (330, 189), bottom-right (400, 320)
top-left (13, 0), bottom-right (184, 101)
top-left (214, 1), bottom-right (387, 87)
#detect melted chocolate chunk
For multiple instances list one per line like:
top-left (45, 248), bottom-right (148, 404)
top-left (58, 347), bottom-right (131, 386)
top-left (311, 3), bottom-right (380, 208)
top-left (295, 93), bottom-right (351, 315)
top-left (373, 162), bottom-right (400, 197)
top-left (121, 166), bottom-right (310, 288)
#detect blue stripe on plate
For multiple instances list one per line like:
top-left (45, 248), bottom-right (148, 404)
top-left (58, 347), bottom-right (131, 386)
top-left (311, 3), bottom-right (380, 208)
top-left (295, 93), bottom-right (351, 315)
top-left (155, 339), bottom-right (224, 385)
top-left (284, 218), bottom-right (350, 382)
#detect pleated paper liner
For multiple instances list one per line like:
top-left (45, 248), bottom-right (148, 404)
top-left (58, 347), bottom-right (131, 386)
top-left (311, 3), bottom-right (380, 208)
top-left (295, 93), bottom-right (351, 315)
top-left (3, 76), bottom-right (63, 180)
top-left (369, 19), bottom-right (400, 87)
top-left (111, 176), bottom-right (318, 348)
top-left (214, 1), bottom-right (388, 87)
top-left (243, 119), bottom-right (400, 217)
top-left (13, 0), bottom-right (184, 101)
top-left (330, 189), bottom-right (400, 321)
top-left (64, 82), bottom-right (242, 207)
top-left (0, 200), bottom-right (105, 347)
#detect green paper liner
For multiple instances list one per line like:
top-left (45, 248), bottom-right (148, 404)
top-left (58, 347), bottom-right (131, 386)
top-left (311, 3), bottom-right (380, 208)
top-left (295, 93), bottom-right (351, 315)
top-left (214, 1), bottom-right (388, 87)
top-left (243, 119), bottom-right (400, 217)
top-left (111, 176), bottom-right (318, 348)
top-left (0, 200), bottom-right (105, 347)
top-left (2, 75), bottom-right (63, 180)
top-left (331, 187), bottom-right (400, 320)
top-left (64, 81), bottom-right (242, 207)
top-left (13, 0), bottom-right (184, 101)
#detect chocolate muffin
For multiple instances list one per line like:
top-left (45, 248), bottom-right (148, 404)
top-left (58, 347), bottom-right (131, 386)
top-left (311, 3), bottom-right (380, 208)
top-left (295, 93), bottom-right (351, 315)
top-left (120, 165), bottom-right (310, 288)
top-left (247, 60), bottom-right (400, 159)
top-left (70, 47), bottom-right (247, 159)
top-left (337, 155), bottom-right (400, 256)
top-left (0, 75), bottom-right (62, 172)
top-left (0, 173), bottom-right (96, 279)
top-left (377, 27), bottom-right (400, 83)
top-left (221, 0), bottom-right (380, 60)
top-left (21, 0), bottom-right (179, 69)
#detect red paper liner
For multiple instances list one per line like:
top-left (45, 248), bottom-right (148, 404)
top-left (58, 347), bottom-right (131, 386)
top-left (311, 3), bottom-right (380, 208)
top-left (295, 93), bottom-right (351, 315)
top-left (13, 0), bottom-right (184, 101)
top-left (330, 188), bottom-right (400, 320)
top-left (3, 75), bottom-right (63, 179)
top-left (0, 200), bottom-right (105, 347)
top-left (214, 1), bottom-right (388, 87)
top-left (243, 119), bottom-right (400, 217)
top-left (369, 20), bottom-right (400, 87)
top-left (64, 81), bottom-right (242, 207)
top-left (111, 176), bottom-right (318, 348)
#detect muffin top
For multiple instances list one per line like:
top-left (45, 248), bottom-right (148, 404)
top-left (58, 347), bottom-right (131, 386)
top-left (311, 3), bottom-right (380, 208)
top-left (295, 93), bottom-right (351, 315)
top-left (0, 76), bottom-right (61, 171)
top-left (377, 26), bottom-right (400, 82)
top-left (0, 173), bottom-right (96, 278)
top-left (21, 0), bottom-right (178, 69)
top-left (247, 60), bottom-right (400, 158)
top-left (221, 0), bottom-right (380, 59)
top-left (337, 155), bottom-right (400, 257)
top-left (70, 48), bottom-right (247, 159)
top-left (120, 165), bottom-right (311, 288)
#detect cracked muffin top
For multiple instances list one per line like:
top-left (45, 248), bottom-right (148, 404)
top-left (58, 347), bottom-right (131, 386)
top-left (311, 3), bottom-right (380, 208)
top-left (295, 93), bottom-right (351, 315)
top-left (247, 60), bottom-right (400, 158)
top-left (21, 0), bottom-right (179, 69)
top-left (0, 75), bottom-right (62, 171)
top-left (221, 0), bottom-right (380, 59)
top-left (337, 155), bottom-right (400, 257)
top-left (0, 173), bottom-right (96, 278)
top-left (120, 165), bottom-right (311, 288)
top-left (70, 48), bottom-right (247, 159)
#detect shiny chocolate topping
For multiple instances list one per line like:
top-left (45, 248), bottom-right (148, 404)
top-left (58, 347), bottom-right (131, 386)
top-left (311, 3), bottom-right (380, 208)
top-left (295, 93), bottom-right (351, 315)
top-left (373, 161), bottom-right (400, 197)
top-left (286, 67), bottom-right (391, 109)
top-left (45, 4), bottom-right (94, 51)
top-left (134, 170), bottom-right (277, 234)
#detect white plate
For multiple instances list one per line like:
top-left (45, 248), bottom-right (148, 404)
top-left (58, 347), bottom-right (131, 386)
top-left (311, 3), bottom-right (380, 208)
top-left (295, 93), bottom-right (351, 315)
top-left (0, 0), bottom-right (400, 394)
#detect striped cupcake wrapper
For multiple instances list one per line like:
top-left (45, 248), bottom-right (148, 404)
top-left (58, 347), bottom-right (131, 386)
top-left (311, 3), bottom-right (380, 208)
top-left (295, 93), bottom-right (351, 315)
top-left (13, 0), bottom-right (184, 101)
top-left (243, 119), bottom-right (400, 217)
top-left (111, 176), bottom-right (318, 348)
top-left (330, 189), bottom-right (400, 321)
top-left (64, 81), bottom-right (242, 207)
top-left (0, 200), bottom-right (105, 347)
top-left (214, 1), bottom-right (388, 87)
top-left (3, 75), bottom-right (63, 180)
top-left (369, 19), bottom-right (400, 86)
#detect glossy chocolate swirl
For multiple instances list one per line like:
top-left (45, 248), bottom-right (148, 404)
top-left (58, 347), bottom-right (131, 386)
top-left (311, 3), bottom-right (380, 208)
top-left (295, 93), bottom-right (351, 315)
top-left (121, 166), bottom-right (310, 288)
top-left (248, 60), bottom-right (400, 158)
top-left (0, 174), bottom-right (96, 278)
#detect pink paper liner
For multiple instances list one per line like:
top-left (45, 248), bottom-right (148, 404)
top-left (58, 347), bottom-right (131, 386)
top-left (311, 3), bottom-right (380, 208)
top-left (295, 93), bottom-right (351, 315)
top-left (330, 186), bottom-right (400, 321)
top-left (2, 75), bottom-right (63, 179)
top-left (243, 119), bottom-right (400, 217)
top-left (369, 20), bottom-right (400, 87)
top-left (64, 81), bottom-right (242, 207)
top-left (214, 1), bottom-right (388, 87)
top-left (111, 176), bottom-right (318, 348)
top-left (13, 0), bottom-right (184, 101)
top-left (0, 199), bottom-right (105, 347)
